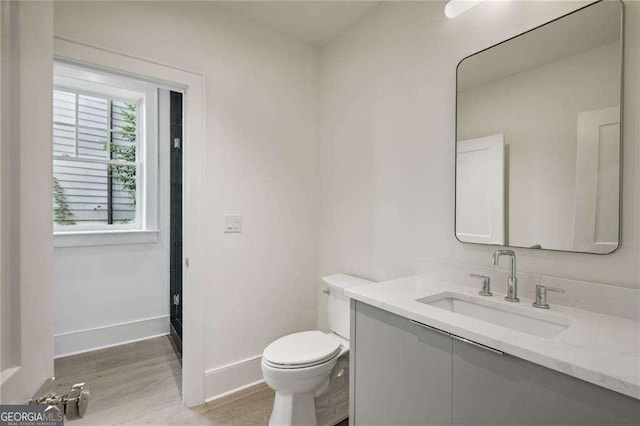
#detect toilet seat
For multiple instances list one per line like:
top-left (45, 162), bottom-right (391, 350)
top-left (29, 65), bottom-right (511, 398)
top-left (263, 331), bottom-right (343, 369)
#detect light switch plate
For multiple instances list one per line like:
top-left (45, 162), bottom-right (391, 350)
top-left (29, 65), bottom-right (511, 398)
top-left (224, 214), bottom-right (242, 233)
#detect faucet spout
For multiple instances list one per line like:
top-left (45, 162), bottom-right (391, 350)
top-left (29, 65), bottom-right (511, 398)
top-left (491, 249), bottom-right (519, 302)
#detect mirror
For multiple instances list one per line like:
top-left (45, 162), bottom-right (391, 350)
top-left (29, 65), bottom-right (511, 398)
top-left (455, 0), bottom-right (623, 254)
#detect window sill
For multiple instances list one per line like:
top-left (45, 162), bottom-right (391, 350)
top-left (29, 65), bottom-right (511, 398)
top-left (54, 229), bottom-right (159, 248)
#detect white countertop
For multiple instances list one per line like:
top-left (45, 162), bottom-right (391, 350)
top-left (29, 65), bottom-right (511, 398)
top-left (345, 275), bottom-right (640, 400)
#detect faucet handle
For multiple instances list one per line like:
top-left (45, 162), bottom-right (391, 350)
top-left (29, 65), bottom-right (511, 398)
top-left (469, 274), bottom-right (492, 296)
top-left (533, 285), bottom-right (564, 309)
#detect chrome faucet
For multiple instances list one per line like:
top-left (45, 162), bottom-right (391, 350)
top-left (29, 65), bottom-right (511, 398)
top-left (491, 249), bottom-right (519, 302)
top-left (469, 274), bottom-right (492, 296)
top-left (533, 285), bottom-right (564, 309)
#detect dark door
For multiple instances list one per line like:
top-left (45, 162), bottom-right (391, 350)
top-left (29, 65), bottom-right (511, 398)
top-left (169, 91), bottom-right (183, 352)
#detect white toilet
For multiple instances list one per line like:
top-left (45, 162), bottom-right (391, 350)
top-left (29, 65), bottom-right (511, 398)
top-left (262, 274), bottom-right (373, 426)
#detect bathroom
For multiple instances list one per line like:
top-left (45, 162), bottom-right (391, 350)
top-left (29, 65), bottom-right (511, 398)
top-left (0, 0), bottom-right (638, 425)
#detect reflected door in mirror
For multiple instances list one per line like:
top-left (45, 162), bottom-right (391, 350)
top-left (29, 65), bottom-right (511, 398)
top-left (456, 135), bottom-right (505, 245)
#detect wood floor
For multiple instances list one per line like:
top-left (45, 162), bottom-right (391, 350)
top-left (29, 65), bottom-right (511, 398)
top-left (54, 336), bottom-right (349, 425)
top-left (54, 336), bottom-right (274, 425)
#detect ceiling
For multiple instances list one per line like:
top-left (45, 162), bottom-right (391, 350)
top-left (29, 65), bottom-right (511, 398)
top-left (218, 1), bottom-right (380, 46)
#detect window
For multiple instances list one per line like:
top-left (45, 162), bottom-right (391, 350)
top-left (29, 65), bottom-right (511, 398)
top-left (53, 63), bottom-right (159, 245)
top-left (53, 90), bottom-right (139, 226)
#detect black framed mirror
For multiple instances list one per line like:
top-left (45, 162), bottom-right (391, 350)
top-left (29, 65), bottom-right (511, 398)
top-left (455, 0), bottom-right (624, 254)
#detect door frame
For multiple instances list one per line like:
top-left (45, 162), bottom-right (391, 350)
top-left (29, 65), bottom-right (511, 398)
top-left (53, 37), bottom-right (206, 407)
top-left (0, 1), bottom-right (55, 404)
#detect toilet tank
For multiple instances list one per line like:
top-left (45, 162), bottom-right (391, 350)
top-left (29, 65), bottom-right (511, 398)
top-left (322, 274), bottom-right (374, 340)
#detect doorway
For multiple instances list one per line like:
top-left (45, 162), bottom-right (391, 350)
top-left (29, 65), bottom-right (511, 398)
top-left (6, 32), bottom-right (206, 407)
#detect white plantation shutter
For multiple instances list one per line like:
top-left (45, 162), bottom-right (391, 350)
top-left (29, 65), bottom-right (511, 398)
top-left (53, 89), bottom-right (138, 226)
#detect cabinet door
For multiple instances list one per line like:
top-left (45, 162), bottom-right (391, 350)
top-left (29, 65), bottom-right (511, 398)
top-left (353, 301), bottom-right (452, 426)
top-left (452, 338), bottom-right (640, 425)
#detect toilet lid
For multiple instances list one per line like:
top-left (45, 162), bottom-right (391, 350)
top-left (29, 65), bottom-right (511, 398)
top-left (263, 331), bottom-right (342, 368)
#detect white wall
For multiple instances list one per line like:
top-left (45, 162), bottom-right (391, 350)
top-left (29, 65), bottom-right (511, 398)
top-left (54, 243), bottom-right (170, 357)
top-left (53, 90), bottom-right (171, 357)
top-left (316, 0), bottom-right (639, 330)
top-left (53, 1), bottom-right (319, 398)
top-left (458, 42), bottom-right (621, 251)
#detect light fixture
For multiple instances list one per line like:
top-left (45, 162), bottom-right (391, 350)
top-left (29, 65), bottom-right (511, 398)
top-left (444, 0), bottom-right (482, 19)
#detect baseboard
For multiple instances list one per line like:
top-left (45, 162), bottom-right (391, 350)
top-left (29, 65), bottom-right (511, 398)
top-left (205, 379), bottom-right (265, 403)
top-left (54, 315), bottom-right (170, 358)
top-left (205, 355), bottom-right (264, 401)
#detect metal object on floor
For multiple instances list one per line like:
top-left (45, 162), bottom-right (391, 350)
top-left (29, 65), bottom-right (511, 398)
top-left (30, 381), bottom-right (90, 420)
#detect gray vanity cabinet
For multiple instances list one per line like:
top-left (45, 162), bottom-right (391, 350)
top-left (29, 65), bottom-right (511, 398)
top-left (351, 301), bottom-right (452, 426)
top-left (452, 337), bottom-right (640, 425)
top-left (351, 301), bottom-right (640, 426)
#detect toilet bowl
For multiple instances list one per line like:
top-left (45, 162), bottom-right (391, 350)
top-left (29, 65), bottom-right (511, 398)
top-left (262, 331), bottom-right (349, 426)
top-left (262, 331), bottom-right (348, 426)
top-left (262, 274), bottom-right (373, 426)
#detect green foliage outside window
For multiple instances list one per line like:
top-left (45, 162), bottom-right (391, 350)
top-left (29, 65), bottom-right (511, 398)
top-left (109, 103), bottom-right (137, 209)
top-left (53, 177), bottom-right (75, 225)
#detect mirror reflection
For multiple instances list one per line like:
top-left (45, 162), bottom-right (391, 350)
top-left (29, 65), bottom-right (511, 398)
top-left (455, 0), bottom-right (623, 254)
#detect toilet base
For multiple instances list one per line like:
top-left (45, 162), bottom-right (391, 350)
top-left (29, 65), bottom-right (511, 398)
top-left (269, 391), bottom-right (317, 426)
top-left (315, 355), bottom-right (349, 426)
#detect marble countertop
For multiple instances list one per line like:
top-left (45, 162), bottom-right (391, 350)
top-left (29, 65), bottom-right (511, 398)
top-left (345, 275), bottom-right (640, 400)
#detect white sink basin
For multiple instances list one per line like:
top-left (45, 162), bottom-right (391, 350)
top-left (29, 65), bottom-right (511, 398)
top-left (416, 292), bottom-right (570, 338)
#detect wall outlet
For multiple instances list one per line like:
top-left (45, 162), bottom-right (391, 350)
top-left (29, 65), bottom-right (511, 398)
top-left (224, 214), bottom-right (242, 233)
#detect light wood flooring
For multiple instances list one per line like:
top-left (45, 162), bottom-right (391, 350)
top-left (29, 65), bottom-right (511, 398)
top-left (54, 336), bottom-right (275, 425)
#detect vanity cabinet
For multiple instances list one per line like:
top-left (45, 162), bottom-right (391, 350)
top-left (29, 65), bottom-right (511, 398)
top-left (452, 336), bottom-right (640, 425)
top-left (351, 301), bottom-right (452, 425)
top-left (350, 301), bottom-right (640, 426)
